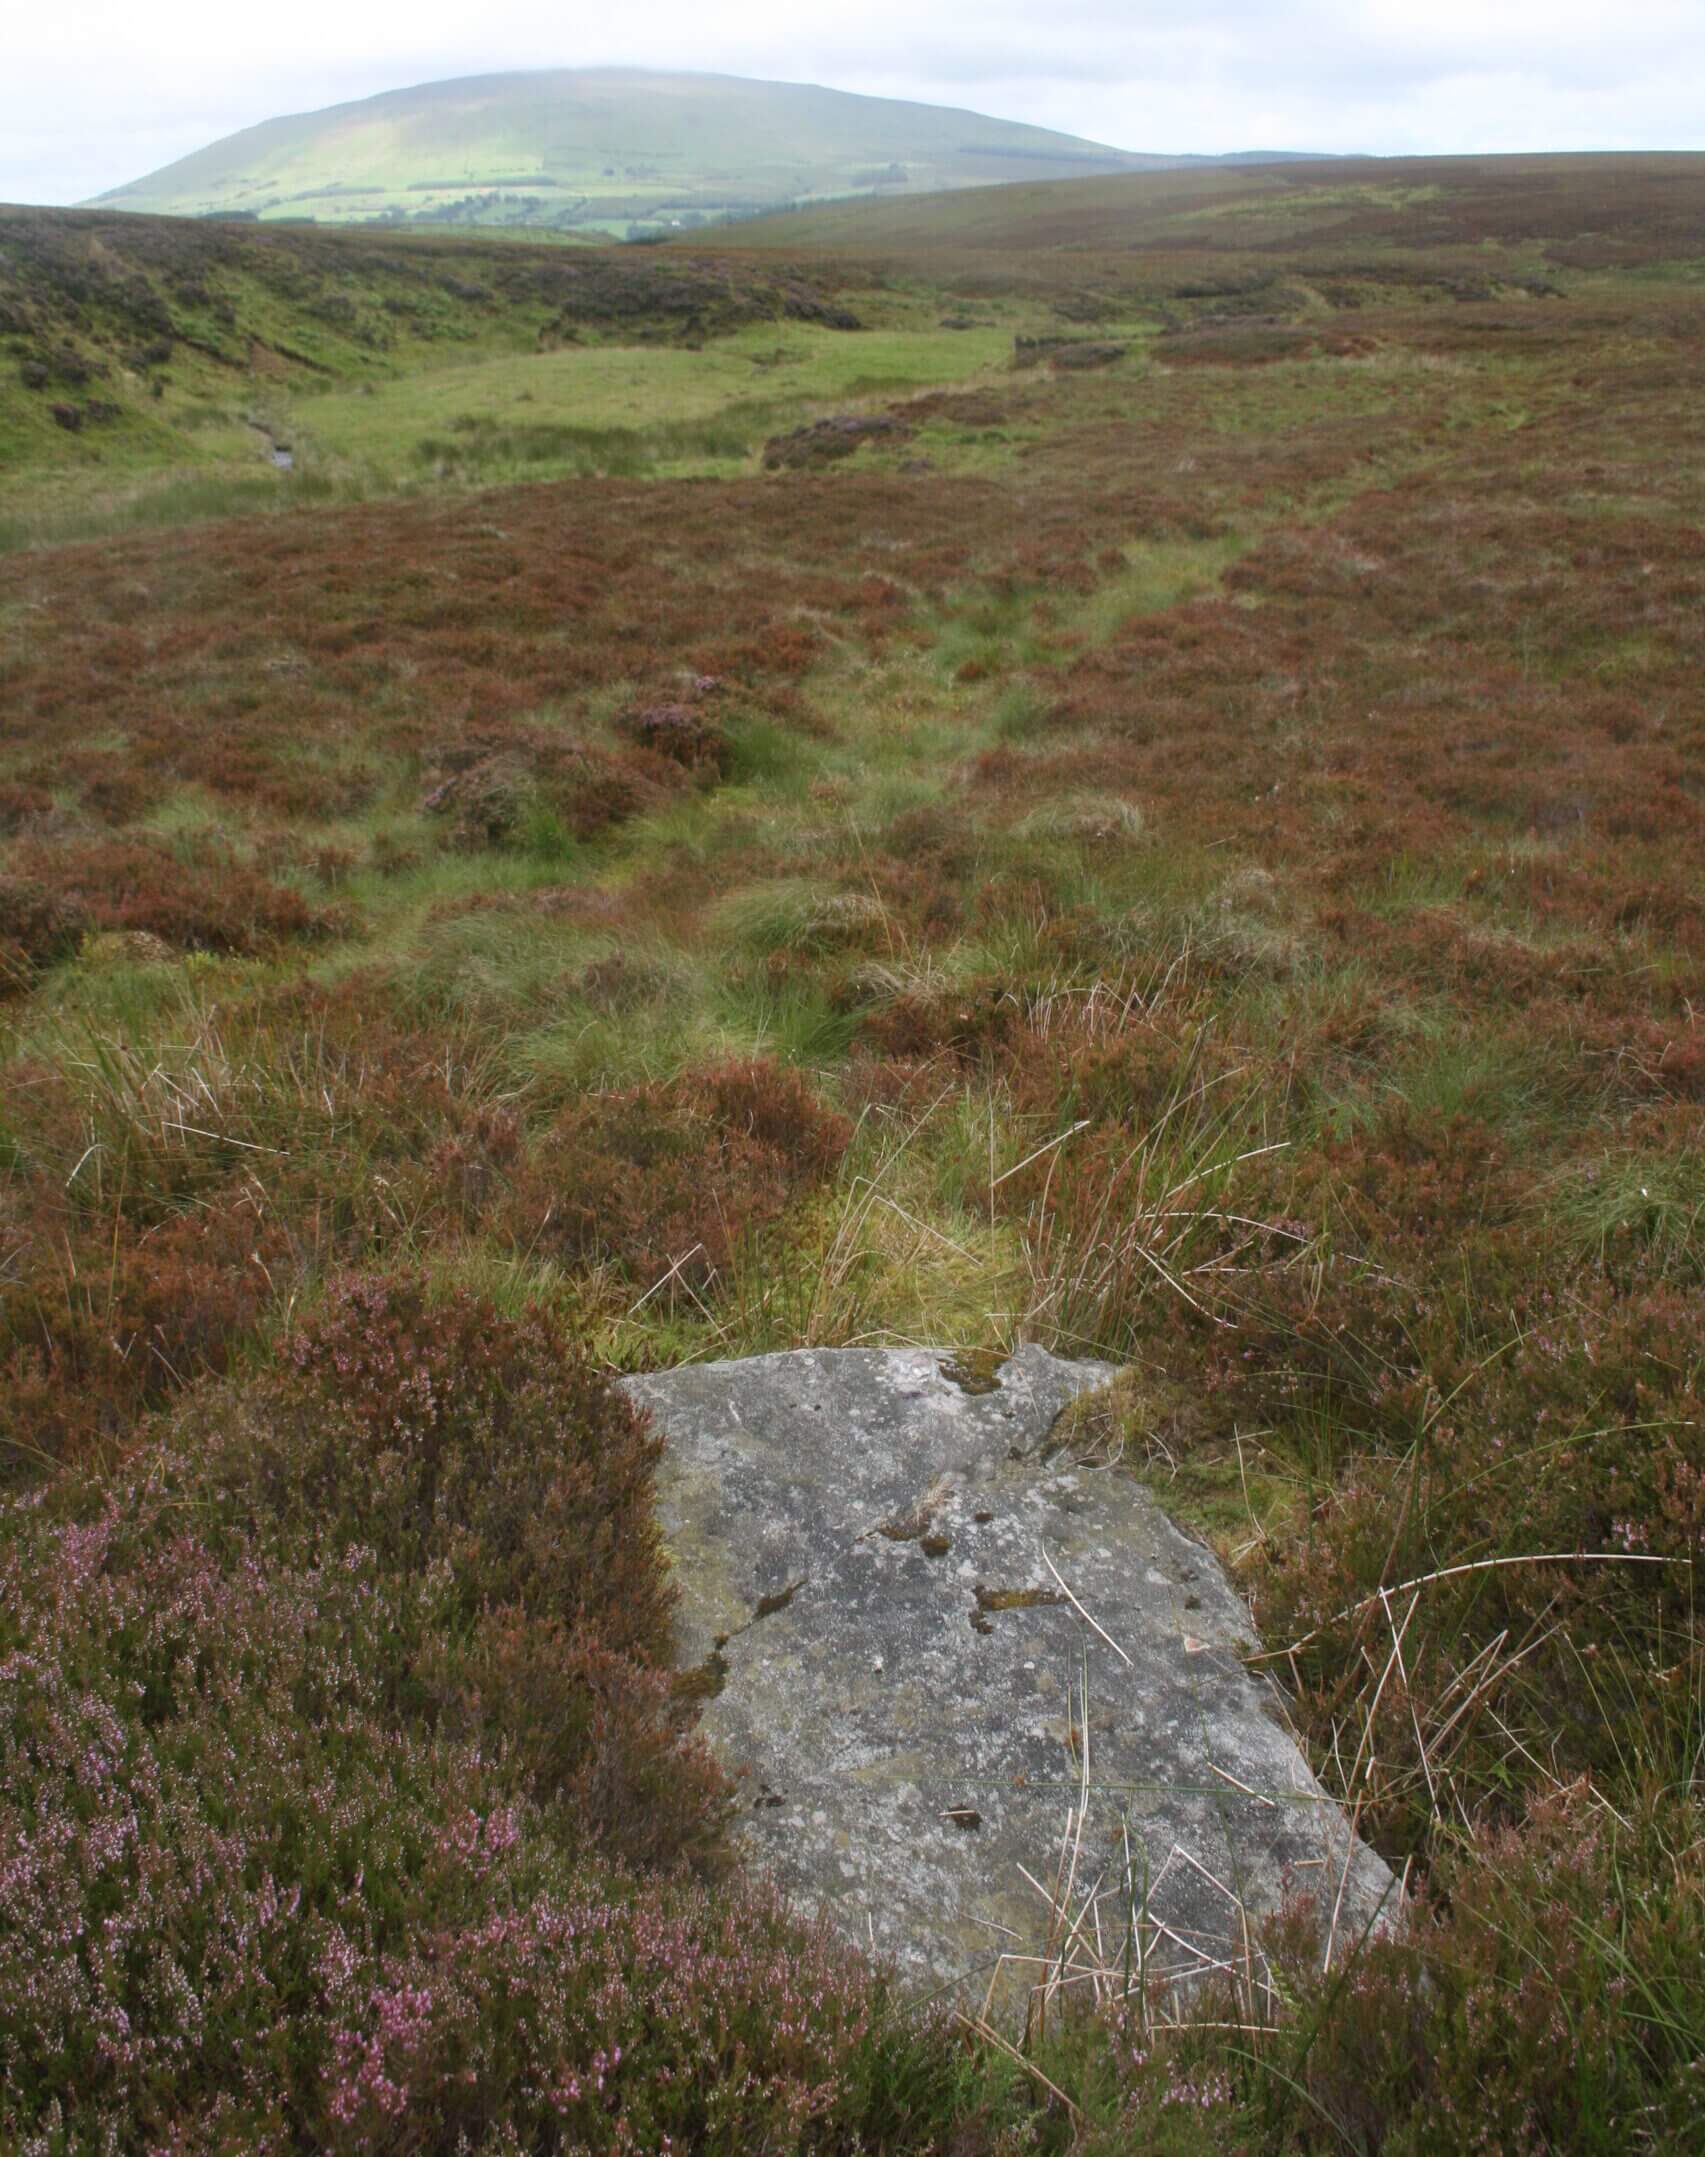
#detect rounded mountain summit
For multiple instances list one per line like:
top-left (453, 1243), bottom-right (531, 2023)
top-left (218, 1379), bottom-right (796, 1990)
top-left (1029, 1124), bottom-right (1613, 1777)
top-left (88, 66), bottom-right (1253, 238)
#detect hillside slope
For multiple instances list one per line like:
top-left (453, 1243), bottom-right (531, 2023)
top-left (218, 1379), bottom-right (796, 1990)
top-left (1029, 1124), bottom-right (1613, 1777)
top-left (713, 150), bottom-right (1705, 267)
top-left (0, 206), bottom-right (871, 492)
top-left (92, 67), bottom-right (1162, 236)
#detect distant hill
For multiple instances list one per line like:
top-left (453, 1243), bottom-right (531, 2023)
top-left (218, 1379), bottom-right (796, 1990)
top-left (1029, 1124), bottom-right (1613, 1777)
top-left (88, 68), bottom-right (1302, 237)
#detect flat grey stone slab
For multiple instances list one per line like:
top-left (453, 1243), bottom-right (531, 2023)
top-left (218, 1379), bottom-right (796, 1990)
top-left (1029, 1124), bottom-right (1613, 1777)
top-left (619, 1346), bottom-right (1393, 2013)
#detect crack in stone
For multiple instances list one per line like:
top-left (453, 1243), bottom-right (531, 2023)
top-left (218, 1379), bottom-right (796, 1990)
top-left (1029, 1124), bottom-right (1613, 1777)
top-left (684, 1573), bottom-right (808, 1698)
top-left (753, 1577), bottom-right (805, 1621)
top-left (674, 1647), bottom-right (729, 1701)
top-left (970, 1581), bottom-right (1067, 1635)
top-left (975, 1584), bottom-right (1067, 1613)
top-left (870, 1472), bottom-right (953, 1545)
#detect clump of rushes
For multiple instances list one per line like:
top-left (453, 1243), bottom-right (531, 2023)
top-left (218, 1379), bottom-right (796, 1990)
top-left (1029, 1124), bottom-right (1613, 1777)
top-left (0, 1271), bottom-right (982, 2150)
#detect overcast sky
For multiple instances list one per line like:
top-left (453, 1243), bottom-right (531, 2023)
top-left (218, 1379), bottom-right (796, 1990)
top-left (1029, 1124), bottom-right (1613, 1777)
top-left (6, 1), bottom-right (1704, 207)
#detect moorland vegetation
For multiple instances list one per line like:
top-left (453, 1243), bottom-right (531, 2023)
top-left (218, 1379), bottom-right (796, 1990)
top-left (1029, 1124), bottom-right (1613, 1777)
top-left (1, 154), bottom-right (1703, 2149)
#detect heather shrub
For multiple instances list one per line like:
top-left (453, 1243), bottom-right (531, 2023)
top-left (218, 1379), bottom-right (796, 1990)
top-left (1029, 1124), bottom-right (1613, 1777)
top-left (856, 981), bottom-right (1025, 1067)
top-left (0, 873), bottom-right (89, 994)
top-left (613, 698), bottom-right (731, 774)
top-left (69, 756), bottom-right (161, 825)
top-left (200, 1275), bottom-right (728, 1860)
top-left (0, 989), bottom-right (560, 1470)
top-left (422, 748), bottom-right (541, 846)
top-left (422, 1100), bottom-right (527, 1227)
top-left (12, 838), bottom-right (323, 954)
top-left (0, 780), bottom-right (56, 835)
top-left (509, 1057), bottom-right (850, 1290)
top-left (228, 1274), bottom-right (674, 1663)
top-left (0, 1200), bottom-right (283, 1473)
top-left (0, 1270), bottom-right (988, 2148)
top-left (422, 738), bottom-right (680, 852)
top-left (0, 1413), bottom-right (953, 2150)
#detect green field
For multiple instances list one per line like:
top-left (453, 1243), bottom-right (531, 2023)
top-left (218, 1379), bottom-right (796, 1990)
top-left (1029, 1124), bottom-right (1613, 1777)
top-left (289, 318), bottom-right (1024, 486)
top-left (3, 156), bottom-right (1705, 2150)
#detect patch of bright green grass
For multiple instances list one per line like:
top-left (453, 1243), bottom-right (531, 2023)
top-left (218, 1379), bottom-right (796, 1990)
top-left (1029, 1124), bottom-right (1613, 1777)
top-left (720, 713), bottom-right (816, 796)
top-left (1066, 534), bottom-right (1250, 644)
top-left (291, 323), bottom-right (1015, 487)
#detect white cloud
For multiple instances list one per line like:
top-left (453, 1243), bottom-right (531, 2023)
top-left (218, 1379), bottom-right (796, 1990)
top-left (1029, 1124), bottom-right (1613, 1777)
top-left (3, 2), bottom-right (1702, 207)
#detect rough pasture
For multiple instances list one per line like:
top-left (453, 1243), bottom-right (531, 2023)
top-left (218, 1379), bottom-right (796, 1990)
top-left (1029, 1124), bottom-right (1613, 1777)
top-left (2, 161), bottom-right (1703, 2149)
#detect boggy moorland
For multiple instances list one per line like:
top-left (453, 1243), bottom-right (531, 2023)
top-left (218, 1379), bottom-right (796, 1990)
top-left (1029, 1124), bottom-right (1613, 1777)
top-left (1, 155), bottom-right (1703, 2150)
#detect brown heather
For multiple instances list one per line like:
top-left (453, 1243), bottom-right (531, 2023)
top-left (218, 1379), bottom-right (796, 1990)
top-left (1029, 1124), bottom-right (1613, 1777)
top-left (509, 1057), bottom-right (851, 1291)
